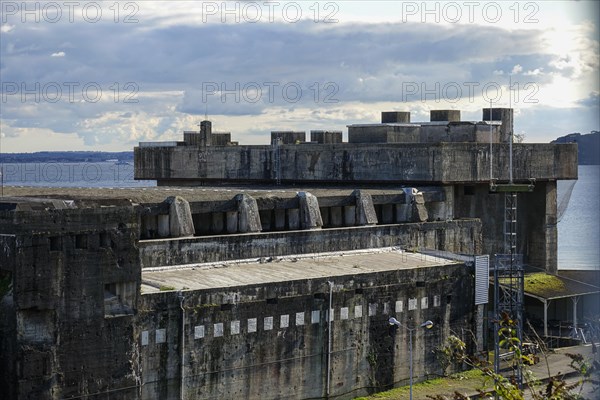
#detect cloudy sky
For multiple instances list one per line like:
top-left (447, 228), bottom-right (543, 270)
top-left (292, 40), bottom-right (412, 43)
top-left (1, 0), bottom-right (598, 151)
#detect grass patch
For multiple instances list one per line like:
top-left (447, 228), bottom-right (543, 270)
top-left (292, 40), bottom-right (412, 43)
top-left (354, 369), bottom-right (491, 400)
top-left (159, 285), bottom-right (176, 291)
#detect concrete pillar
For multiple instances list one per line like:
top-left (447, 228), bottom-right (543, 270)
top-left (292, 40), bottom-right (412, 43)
top-left (320, 207), bottom-right (330, 227)
top-left (343, 206), bottom-right (356, 226)
top-left (403, 187), bottom-right (428, 222)
top-left (157, 214), bottom-right (170, 237)
top-left (226, 211), bottom-right (238, 233)
top-left (330, 207), bottom-right (343, 227)
top-left (430, 110), bottom-right (460, 122)
top-left (412, 192), bottom-right (428, 222)
top-left (395, 203), bottom-right (411, 222)
top-left (381, 204), bottom-right (394, 224)
top-left (211, 212), bottom-right (224, 233)
top-left (274, 208), bottom-right (286, 230)
top-left (353, 189), bottom-right (378, 225)
top-left (166, 196), bottom-right (195, 237)
top-left (235, 194), bottom-right (262, 233)
top-left (200, 120), bottom-right (212, 146)
top-left (297, 192), bottom-right (323, 229)
top-left (287, 208), bottom-right (300, 230)
top-left (482, 108), bottom-right (513, 143)
top-left (381, 111), bottom-right (410, 123)
top-left (259, 210), bottom-right (272, 231)
top-left (310, 130), bottom-right (343, 143)
top-left (142, 214), bottom-right (158, 238)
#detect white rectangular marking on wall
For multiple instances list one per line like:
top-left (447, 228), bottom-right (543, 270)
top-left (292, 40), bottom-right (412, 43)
top-left (264, 316), bottom-right (273, 331)
top-left (395, 300), bottom-right (403, 313)
top-left (231, 321), bottom-right (240, 335)
top-left (280, 314), bottom-right (289, 328)
top-left (368, 303), bottom-right (377, 317)
top-left (383, 302), bottom-right (390, 314)
top-left (434, 295), bottom-right (441, 307)
top-left (355, 305), bottom-right (363, 318)
top-left (340, 307), bottom-right (349, 320)
top-left (194, 325), bottom-right (205, 339)
top-left (421, 297), bottom-right (428, 309)
top-left (248, 318), bottom-right (257, 333)
top-left (155, 328), bottom-right (166, 344)
top-left (296, 312), bottom-right (305, 326)
top-left (475, 255), bottom-right (490, 305)
top-left (408, 298), bottom-right (417, 311)
top-left (311, 310), bottom-right (320, 324)
top-left (141, 331), bottom-right (149, 346)
top-left (214, 323), bottom-right (224, 337)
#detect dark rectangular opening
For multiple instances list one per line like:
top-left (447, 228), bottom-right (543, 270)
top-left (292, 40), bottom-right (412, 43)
top-left (266, 297), bottom-right (278, 305)
top-left (355, 288), bottom-right (364, 294)
top-left (416, 281), bottom-right (426, 287)
top-left (313, 293), bottom-right (326, 300)
top-left (463, 185), bottom-right (475, 196)
top-left (75, 234), bottom-right (87, 249)
top-left (446, 295), bottom-right (452, 303)
top-left (220, 303), bottom-right (233, 311)
top-left (99, 232), bottom-right (110, 248)
top-left (49, 236), bottom-right (61, 251)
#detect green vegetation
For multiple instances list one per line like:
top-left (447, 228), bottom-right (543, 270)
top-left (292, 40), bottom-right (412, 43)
top-left (158, 285), bottom-right (176, 291)
top-left (354, 369), bottom-right (490, 400)
top-left (522, 272), bottom-right (566, 297)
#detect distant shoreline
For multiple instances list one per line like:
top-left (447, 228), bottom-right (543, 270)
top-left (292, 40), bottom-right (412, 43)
top-left (0, 151), bottom-right (133, 163)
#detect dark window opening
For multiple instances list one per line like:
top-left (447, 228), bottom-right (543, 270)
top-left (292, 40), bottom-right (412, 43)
top-left (75, 234), bottom-right (87, 249)
top-left (266, 297), bottom-right (278, 305)
top-left (463, 186), bottom-right (475, 196)
top-left (49, 236), bottom-right (61, 251)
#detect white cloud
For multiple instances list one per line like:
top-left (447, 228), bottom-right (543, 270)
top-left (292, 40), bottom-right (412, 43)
top-left (511, 65), bottom-right (523, 74)
top-left (0, 1), bottom-right (597, 150)
top-left (1, 24), bottom-right (15, 33)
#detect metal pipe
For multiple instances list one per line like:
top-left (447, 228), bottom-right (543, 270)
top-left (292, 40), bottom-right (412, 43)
top-left (388, 318), bottom-right (433, 400)
top-left (489, 99), bottom-right (493, 181)
top-left (179, 293), bottom-right (185, 400)
top-left (327, 281), bottom-right (333, 396)
top-left (508, 76), bottom-right (513, 183)
top-left (409, 329), bottom-right (414, 400)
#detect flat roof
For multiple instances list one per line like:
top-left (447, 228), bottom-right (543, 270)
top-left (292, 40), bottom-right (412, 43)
top-left (494, 270), bottom-right (600, 301)
top-left (0, 186), bottom-right (436, 205)
top-left (140, 248), bottom-right (461, 293)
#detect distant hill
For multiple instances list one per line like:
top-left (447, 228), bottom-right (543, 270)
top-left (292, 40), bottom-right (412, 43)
top-left (0, 151), bottom-right (134, 163)
top-left (552, 131), bottom-right (600, 165)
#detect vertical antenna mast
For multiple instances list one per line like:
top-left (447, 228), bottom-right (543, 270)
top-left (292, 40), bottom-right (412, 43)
top-left (489, 99), bottom-right (493, 182)
top-left (509, 75), bottom-right (513, 183)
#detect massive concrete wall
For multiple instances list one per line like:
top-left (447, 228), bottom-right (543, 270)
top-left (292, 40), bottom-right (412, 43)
top-left (134, 143), bottom-right (577, 184)
top-left (453, 181), bottom-right (558, 270)
top-left (136, 263), bottom-right (475, 400)
top-left (0, 207), bottom-right (141, 400)
top-left (139, 219), bottom-right (482, 268)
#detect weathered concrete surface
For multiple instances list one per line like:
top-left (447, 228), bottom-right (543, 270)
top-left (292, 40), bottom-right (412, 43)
top-left (353, 189), bottom-right (378, 225)
top-left (166, 196), bottom-right (194, 237)
top-left (0, 205), bottom-right (141, 400)
top-left (137, 258), bottom-right (476, 400)
top-left (297, 191), bottom-right (323, 229)
top-left (138, 219), bottom-right (481, 268)
top-left (235, 193), bottom-right (261, 233)
top-left (134, 143), bottom-right (577, 184)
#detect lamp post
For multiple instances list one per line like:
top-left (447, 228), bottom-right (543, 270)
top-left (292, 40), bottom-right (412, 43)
top-left (388, 317), bottom-right (434, 400)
